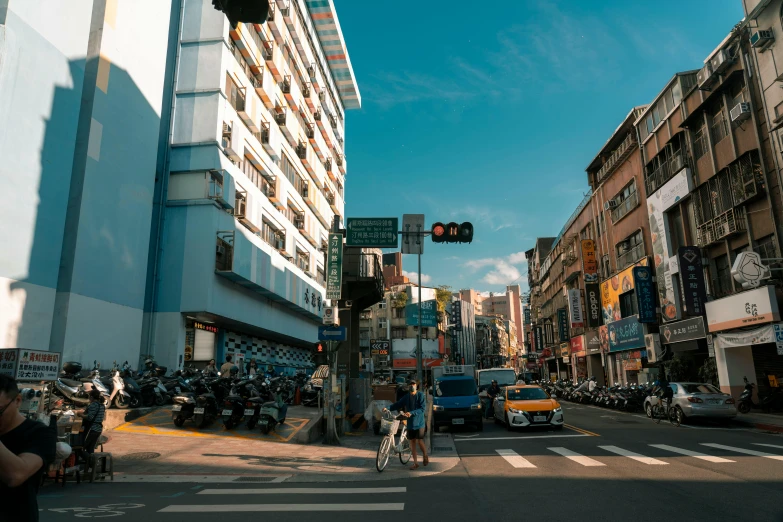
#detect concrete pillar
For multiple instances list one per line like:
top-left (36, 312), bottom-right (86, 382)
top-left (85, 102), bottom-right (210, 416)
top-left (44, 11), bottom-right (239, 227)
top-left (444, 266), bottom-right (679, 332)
top-left (715, 344), bottom-right (756, 401)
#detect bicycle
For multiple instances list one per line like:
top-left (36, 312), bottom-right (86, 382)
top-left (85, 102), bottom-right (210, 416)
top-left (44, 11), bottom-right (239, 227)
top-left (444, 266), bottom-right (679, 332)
top-left (650, 395), bottom-right (680, 427)
top-left (376, 410), bottom-right (412, 472)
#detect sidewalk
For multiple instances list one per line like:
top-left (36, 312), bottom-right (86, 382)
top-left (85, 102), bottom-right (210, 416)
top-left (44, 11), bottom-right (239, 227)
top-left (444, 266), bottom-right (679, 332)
top-left (101, 429), bottom-right (458, 484)
top-left (732, 411), bottom-right (783, 433)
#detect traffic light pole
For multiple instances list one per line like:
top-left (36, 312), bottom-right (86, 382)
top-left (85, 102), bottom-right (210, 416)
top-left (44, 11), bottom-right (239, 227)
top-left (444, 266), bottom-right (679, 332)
top-left (416, 242), bottom-right (423, 386)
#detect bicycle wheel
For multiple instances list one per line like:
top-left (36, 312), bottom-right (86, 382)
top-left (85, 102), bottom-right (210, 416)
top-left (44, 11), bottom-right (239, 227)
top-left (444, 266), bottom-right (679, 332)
top-left (399, 437), bottom-right (412, 465)
top-left (651, 405), bottom-right (662, 424)
top-left (668, 407), bottom-right (681, 427)
top-left (376, 436), bottom-right (392, 472)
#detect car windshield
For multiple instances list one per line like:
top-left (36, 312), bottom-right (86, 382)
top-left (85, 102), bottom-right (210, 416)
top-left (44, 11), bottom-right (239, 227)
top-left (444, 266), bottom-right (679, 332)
top-left (435, 379), bottom-right (477, 397)
top-left (478, 370), bottom-right (517, 391)
top-left (682, 383), bottom-right (721, 394)
top-left (507, 388), bottom-right (550, 400)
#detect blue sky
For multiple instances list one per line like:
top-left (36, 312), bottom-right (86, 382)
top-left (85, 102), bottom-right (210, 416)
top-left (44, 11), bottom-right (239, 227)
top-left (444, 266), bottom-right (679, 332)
top-left (334, 0), bottom-right (744, 295)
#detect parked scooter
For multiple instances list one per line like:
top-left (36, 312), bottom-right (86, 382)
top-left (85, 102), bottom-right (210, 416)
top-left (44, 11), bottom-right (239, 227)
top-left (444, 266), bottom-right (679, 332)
top-left (52, 362), bottom-right (110, 407)
top-left (193, 376), bottom-right (232, 428)
top-left (737, 376), bottom-right (781, 413)
top-left (107, 362), bottom-right (133, 409)
top-left (221, 376), bottom-right (259, 429)
top-left (258, 386), bottom-right (289, 435)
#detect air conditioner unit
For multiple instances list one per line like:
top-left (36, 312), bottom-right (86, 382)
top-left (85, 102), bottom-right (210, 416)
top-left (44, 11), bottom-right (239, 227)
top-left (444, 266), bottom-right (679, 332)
top-left (261, 128), bottom-right (270, 144)
top-left (751, 29), bottom-right (775, 51)
top-left (275, 238), bottom-right (284, 250)
top-left (319, 91), bottom-right (326, 102)
top-left (604, 200), bottom-right (618, 211)
top-left (302, 186), bottom-right (309, 198)
top-left (216, 244), bottom-right (226, 255)
top-left (730, 102), bottom-right (751, 124)
top-left (710, 49), bottom-right (731, 74)
top-left (697, 62), bottom-right (716, 90)
top-left (295, 218), bottom-right (305, 229)
top-left (234, 196), bottom-right (247, 219)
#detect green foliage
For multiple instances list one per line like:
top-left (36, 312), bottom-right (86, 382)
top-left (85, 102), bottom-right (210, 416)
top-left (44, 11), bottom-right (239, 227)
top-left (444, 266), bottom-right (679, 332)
top-left (698, 357), bottom-right (718, 385)
top-left (435, 285), bottom-right (453, 312)
top-left (392, 292), bottom-right (408, 309)
top-left (663, 356), bottom-right (689, 381)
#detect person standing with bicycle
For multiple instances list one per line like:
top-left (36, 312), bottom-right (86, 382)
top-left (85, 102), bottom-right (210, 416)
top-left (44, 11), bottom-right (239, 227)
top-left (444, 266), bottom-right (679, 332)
top-left (385, 379), bottom-right (428, 469)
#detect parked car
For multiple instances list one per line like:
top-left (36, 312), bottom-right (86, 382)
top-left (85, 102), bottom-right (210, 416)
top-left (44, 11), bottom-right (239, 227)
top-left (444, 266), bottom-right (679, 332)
top-left (493, 385), bottom-right (564, 430)
top-left (644, 382), bottom-right (737, 424)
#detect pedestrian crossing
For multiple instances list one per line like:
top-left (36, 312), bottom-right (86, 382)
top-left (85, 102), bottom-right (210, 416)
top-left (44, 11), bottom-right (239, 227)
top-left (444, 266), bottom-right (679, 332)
top-left (158, 486), bottom-right (407, 512)
top-left (488, 442), bottom-right (783, 470)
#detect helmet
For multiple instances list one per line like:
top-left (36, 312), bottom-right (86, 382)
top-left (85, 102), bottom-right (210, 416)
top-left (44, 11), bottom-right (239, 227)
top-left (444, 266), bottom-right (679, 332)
top-left (590, 376), bottom-right (596, 381)
top-left (229, 365), bottom-right (239, 376)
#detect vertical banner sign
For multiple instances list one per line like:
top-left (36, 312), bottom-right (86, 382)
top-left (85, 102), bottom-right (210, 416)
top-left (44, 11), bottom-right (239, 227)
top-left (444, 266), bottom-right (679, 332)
top-left (581, 239), bottom-right (599, 283)
top-left (647, 190), bottom-right (681, 322)
top-left (451, 300), bottom-right (463, 331)
top-left (568, 288), bottom-right (585, 328)
top-left (557, 308), bottom-right (569, 342)
top-left (633, 266), bottom-right (657, 323)
top-left (326, 233), bottom-right (343, 300)
top-left (544, 321), bottom-right (555, 345)
top-left (678, 246), bottom-right (707, 316)
top-left (585, 283), bottom-right (602, 328)
top-left (523, 307), bottom-right (531, 325)
top-left (534, 326), bottom-right (543, 352)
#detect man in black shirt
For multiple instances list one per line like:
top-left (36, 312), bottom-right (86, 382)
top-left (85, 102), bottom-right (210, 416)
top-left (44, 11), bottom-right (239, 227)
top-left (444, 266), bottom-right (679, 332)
top-left (0, 374), bottom-right (56, 521)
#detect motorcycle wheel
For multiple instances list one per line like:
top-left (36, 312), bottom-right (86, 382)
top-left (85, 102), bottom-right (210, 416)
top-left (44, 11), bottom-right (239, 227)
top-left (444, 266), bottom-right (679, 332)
top-left (259, 422), bottom-right (270, 435)
top-left (738, 402), bottom-right (751, 414)
top-left (113, 394), bottom-right (131, 409)
top-left (154, 394), bottom-right (165, 406)
top-left (142, 395), bottom-right (154, 408)
top-left (247, 418), bottom-right (257, 430)
top-left (173, 415), bottom-right (186, 427)
top-left (129, 396), bottom-right (141, 408)
top-left (223, 418), bottom-right (234, 430)
top-left (194, 414), bottom-right (207, 428)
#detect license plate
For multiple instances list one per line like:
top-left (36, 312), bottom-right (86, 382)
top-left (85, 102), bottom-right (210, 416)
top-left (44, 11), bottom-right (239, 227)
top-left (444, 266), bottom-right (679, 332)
top-left (244, 409), bottom-right (255, 416)
top-left (172, 405), bottom-right (182, 412)
top-left (707, 399), bottom-right (721, 404)
top-left (259, 419), bottom-right (269, 425)
top-left (194, 408), bottom-right (205, 414)
top-left (534, 415), bottom-right (547, 422)
top-left (222, 409), bottom-right (233, 416)
top-left (451, 418), bottom-right (464, 425)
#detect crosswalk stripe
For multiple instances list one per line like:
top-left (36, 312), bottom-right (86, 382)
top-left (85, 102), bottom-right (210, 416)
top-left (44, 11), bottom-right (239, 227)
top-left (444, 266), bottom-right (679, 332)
top-left (649, 444), bottom-right (734, 463)
top-left (753, 443), bottom-right (783, 451)
top-left (547, 447), bottom-right (605, 466)
top-left (598, 445), bottom-right (669, 465)
top-left (199, 487), bottom-right (406, 495)
top-left (159, 503), bottom-right (405, 513)
top-left (701, 443), bottom-right (783, 461)
top-left (496, 449), bottom-right (536, 468)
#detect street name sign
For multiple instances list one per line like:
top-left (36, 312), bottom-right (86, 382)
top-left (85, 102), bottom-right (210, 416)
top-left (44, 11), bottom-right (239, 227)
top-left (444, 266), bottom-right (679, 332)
top-left (346, 218), bottom-right (399, 248)
top-left (406, 299), bottom-right (438, 327)
top-left (326, 233), bottom-right (343, 300)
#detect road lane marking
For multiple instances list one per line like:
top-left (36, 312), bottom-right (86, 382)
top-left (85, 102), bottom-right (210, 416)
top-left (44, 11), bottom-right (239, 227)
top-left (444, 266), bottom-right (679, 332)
top-left (753, 443), bottom-right (783, 450)
top-left (454, 434), bottom-right (589, 442)
top-left (598, 445), bottom-right (669, 465)
top-left (547, 447), bottom-right (605, 466)
top-left (159, 504), bottom-right (405, 512)
top-left (649, 444), bottom-right (734, 463)
top-left (701, 443), bottom-right (783, 461)
top-left (496, 449), bottom-right (536, 468)
top-left (564, 424), bottom-right (600, 436)
top-left (199, 487), bottom-right (406, 495)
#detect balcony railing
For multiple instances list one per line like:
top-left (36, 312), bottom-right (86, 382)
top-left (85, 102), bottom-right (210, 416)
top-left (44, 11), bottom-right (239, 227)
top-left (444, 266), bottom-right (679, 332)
top-left (645, 152), bottom-right (690, 196)
top-left (616, 241), bottom-right (645, 270)
top-left (696, 208), bottom-right (748, 248)
top-left (595, 133), bottom-right (636, 184)
top-left (611, 191), bottom-right (639, 223)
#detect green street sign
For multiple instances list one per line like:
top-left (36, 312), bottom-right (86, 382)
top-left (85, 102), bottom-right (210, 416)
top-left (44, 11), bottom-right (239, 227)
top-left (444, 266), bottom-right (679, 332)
top-left (405, 299), bottom-right (438, 328)
top-left (326, 233), bottom-right (343, 300)
top-left (346, 218), bottom-right (399, 248)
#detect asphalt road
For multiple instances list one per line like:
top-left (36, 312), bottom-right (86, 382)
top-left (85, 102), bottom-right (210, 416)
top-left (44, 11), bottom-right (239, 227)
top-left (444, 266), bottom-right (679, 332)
top-left (39, 403), bottom-right (783, 522)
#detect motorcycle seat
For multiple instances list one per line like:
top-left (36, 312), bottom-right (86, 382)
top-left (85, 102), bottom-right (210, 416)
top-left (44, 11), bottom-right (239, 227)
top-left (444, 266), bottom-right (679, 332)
top-left (200, 393), bottom-right (216, 400)
top-left (262, 401), bottom-right (277, 408)
top-left (60, 378), bottom-right (83, 387)
top-left (246, 398), bottom-right (265, 404)
top-left (226, 395), bottom-right (243, 401)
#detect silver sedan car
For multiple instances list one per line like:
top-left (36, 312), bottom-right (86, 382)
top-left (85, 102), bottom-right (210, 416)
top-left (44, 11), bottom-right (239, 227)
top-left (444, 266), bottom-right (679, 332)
top-left (644, 382), bottom-right (737, 424)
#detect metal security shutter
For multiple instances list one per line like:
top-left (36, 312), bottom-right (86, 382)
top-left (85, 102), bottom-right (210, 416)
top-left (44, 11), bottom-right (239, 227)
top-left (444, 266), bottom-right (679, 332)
top-left (194, 329), bottom-right (216, 361)
top-left (751, 344), bottom-right (783, 384)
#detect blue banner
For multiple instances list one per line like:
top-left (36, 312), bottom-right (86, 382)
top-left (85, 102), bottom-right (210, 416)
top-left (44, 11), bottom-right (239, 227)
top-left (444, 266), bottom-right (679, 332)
top-left (607, 316), bottom-right (645, 352)
top-left (405, 300), bottom-right (438, 327)
top-left (633, 266), bottom-right (657, 324)
top-left (557, 308), bottom-right (569, 342)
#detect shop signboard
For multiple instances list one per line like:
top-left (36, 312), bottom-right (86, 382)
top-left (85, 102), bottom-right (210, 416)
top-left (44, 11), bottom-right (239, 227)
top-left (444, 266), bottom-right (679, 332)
top-left (598, 325), bottom-right (609, 353)
top-left (570, 335), bottom-right (585, 356)
top-left (678, 246), bottom-right (707, 316)
top-left (623, 359), bottom-right (642, 371)
top-left (775, 324), bottom-right (783, 356)
top-left (585, 283), bottom-right (602, 328)
top-left (607, 316), bottom-right (645, 352)
top-left (581, 239), bottom-right (599, 283)
top-left (560, 342), bottom-right (571, 359)
top-left (705, 285), bottom-right (780, 332)
top-left (544, 321), bottom-right (555, 345)
top-left (600, 258), bottom-right (648, 325)
top-left (660, 168), bottom-right (694, 211)
top-left (713, 323), bottom-right (782, 349)
top-left (647, 188), bottom-right (681, 322)
top-left (451, 300), bottom-right (463, 331)
top-left (325, 233), bottom-right (343, 300)
top-left (534, 326), bottom-right (543, 352)
top-left (557, 308), bottom-right (569, 342)
top-left (660, 316), bottom-right (706, 345)
top-left (523, 306), bottom-right (531, 325)
top-left (633, 266), bottom-right (657, 323)
top-left (568, 288), bottom-right (584, 328)
top-left (585, 329), bottom-right (602, 354)
top-left (0, 349), bottom-right (61, 381)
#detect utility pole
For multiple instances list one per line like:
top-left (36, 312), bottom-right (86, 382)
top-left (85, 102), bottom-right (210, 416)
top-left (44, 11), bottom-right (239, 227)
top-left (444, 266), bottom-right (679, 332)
top-left (324, 215), bottom-right (345, 446)
top-left (416, 223), bottom-right (423, 386)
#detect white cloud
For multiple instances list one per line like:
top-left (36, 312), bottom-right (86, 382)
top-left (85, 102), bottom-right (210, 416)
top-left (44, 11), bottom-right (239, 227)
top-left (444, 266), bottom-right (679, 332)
top-left (463, 251), bottom-right (528, 287)
top-left (402, 270), bottom-right (432, 285)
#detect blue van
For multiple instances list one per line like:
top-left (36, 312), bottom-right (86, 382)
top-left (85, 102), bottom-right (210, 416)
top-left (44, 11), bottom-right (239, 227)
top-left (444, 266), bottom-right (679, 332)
top-left (432, 365), bottom-right (482, 432)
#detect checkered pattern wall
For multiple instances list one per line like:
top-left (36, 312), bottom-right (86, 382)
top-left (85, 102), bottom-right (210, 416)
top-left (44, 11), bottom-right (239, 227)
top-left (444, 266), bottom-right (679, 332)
top-left (224, 330), bottom-right (314, 369)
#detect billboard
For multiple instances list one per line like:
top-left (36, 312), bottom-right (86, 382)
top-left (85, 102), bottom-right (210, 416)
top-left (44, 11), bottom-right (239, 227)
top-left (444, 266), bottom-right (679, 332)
top-left (600, 258), bottom-right (648, 324)
top-left (391, 338), bottom-right (441, 368)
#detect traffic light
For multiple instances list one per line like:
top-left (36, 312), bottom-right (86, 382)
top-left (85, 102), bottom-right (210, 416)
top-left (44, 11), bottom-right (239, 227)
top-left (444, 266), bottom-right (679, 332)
top-left (212, 0), bottom-right (270, 28)
top-left (431, 222), bottom-right (473, 244)
top-left (315, 343), bottom-right (324, 354)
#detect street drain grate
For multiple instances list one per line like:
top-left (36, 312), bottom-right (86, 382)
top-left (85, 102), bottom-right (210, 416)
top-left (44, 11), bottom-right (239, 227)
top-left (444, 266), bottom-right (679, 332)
top-left (233, 476), bottom-right (275, 482)
top-left (119, 452), bottom-right (161, 461)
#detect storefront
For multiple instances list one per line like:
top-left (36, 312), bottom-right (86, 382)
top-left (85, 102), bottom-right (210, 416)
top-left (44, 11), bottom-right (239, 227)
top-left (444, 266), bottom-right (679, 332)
top-left (569, 335), bottom-right (587, 382)
top-left (559, 342), bottom-right (571, 380)
top-left (583, 329), bottom-right (605, 384)
top-left (606, 316), bottom-right (647, 385)
top-left (658, 316), bottom-right (709, 381)
top-left (705, 285), bottom-right (783, 398)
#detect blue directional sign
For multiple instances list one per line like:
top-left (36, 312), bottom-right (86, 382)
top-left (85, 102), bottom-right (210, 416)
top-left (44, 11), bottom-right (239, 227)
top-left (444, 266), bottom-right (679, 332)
top-left (318, 326), bottom-right (347, 341)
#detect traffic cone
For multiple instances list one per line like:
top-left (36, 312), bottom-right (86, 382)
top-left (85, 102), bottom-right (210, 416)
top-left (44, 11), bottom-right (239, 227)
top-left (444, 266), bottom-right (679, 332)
top-left (294, 386), bottom-right (301, 405)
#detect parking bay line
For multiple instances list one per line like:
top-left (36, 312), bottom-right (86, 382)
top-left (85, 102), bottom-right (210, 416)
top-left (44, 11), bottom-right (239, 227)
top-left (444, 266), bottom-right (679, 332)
top-left (496, 449), bottom-right (536, 468)
top-left (649, 444), bottom-right (734, 463)
top-left (159, 503), bottom-right (405, 512)
top-left (454, 434), bottom-right (590, 442)
top-left (199, 487), bottom-right (406, 495)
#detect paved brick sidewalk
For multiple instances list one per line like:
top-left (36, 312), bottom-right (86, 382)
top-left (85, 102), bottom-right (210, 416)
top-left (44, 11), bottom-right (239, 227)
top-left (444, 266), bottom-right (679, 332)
top-left (102, 430), bottom-right (458, 483)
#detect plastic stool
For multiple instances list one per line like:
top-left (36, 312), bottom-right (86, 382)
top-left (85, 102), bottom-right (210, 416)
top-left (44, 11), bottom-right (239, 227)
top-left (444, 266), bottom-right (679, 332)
top-left (88, 452), bottom-right (113, 482)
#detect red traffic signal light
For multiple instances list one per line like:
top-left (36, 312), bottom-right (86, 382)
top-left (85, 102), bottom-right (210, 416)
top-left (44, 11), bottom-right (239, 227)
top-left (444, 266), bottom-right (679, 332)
top-left (315, 343), bottom-right (324, 353)
top-left (431, 222), bottom-right (473, 244)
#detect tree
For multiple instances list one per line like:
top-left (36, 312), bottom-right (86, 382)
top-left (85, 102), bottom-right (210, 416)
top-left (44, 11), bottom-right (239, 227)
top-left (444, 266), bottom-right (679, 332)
top-left (663, 356), bottom-right (689, 381)
top-left (435, 285), bottom-right (453, 312)
top-left (392, 292), bottom-right (408, 309)
top-left (698, 358), bottom-right (718, 386)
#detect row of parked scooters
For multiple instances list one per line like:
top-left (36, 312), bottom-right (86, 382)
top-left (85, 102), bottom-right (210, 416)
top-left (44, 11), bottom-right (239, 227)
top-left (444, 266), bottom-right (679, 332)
top-left (539, 378), bottom-right (653, 413)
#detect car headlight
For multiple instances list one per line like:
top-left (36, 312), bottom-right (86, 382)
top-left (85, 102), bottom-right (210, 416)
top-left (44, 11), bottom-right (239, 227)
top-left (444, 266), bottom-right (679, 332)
top-left (470, 403), bottom-right (481, 410)
top-left (553, 407), bottom-right (562, 413)
top-left (432, 405), bottom-right (444, 411)
top-left (509, 408), bottom-right (521, 414)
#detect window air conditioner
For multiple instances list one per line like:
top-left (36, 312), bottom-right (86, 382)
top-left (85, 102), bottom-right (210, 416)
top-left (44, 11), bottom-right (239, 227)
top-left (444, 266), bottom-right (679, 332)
top-left (216, 244), bottom-right (226, 255)
top-left (604, 200), bottom-right (618, 211)
top-left (730, 102), bottom-right (751, 124)
top-left (710, 49), bottom-right (731, 74)
top-left (697, 63), bottom-right (716, 90)
top-left (751, 29), bottom-right (775, 51)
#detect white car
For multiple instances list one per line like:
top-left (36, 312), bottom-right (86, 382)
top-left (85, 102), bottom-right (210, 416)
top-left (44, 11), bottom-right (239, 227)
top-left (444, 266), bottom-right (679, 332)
top-left (644, 382), bottom-right (737, 424)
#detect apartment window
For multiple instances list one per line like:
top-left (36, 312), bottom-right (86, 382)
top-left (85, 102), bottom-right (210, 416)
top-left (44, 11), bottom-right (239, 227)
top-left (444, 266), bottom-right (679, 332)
top-left (616, 230), bottom-right (645, 270)
top-left (668, 205), bottom-right (686, 253)
top-left (378, 301), bottom-right (387, 309)
top-left (756, 235), bottom-right (778, 261)
top-left (261, 221), bottom-right (285, 251)
top-left (225, 73), bottom-right (245, 113)
top-left (611, 180), bottom-right (639, 223)
top-left (601, 254), bottom-right (611, 279)
top-left (713, 254), bottom-right (733, 297)
top-left (393, 307), bottom-right (405, 319)
top-left (693, 123), bottom-right (709, 160)
top-left (317, 266), bottom-right (325, 286)
top-left (295, 249), bottom-right (309, 272)
top-left (280, 154), bottom-right (306, 194)
top-left (710, 102), bottom-right (729, 145)
top-left (392, 327), bottom-right (406, 339)
top-left (619, 290), bottom-right (638, 318)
